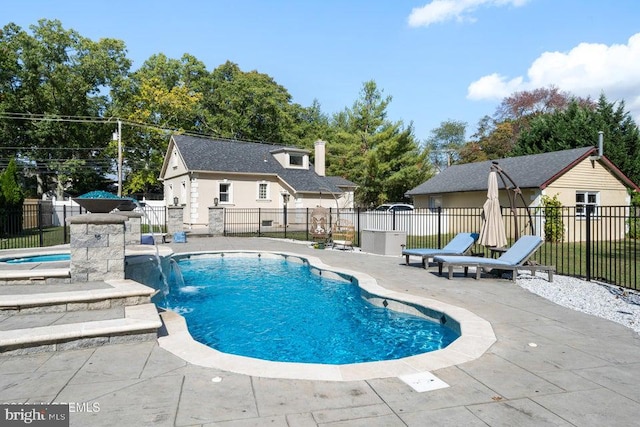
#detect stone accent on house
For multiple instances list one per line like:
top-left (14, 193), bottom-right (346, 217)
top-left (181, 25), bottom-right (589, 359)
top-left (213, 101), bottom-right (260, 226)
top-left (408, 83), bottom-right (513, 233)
top-left (208, 207), bottom-right (224, 236)
top-left (167, 206), bottom-right (184, 235)
top-left (69, 213), bottom-right (127, 282)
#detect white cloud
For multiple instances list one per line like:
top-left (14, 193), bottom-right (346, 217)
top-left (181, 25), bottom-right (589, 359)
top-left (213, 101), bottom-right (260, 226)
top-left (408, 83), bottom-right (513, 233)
top-left (467, 33), bottom-right (640, 122)
top-left (408, 0), bottom-right (529, 27)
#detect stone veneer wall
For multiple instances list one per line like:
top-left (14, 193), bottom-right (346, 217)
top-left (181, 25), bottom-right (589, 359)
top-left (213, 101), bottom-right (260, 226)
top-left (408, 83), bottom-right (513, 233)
top-left (167, 206), bottom-right (184, 235)
top-left (117, 211), bottom-right (143, 246)
top-left (69, 213), bottom-right (126, 282)
top-left (208, 207), bottom-right (224, 236)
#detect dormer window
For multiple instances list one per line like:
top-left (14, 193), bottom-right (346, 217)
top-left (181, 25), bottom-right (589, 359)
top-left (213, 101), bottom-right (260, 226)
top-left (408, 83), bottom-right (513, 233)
top-left (289, 153), bottom-right (304, 167)
top-left (270, 147), bottom-right (309, 169)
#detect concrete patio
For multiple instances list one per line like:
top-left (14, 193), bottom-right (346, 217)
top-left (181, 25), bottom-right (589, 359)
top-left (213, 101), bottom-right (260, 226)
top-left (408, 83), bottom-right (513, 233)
top-left (1, 236), bottom-right (639, 426)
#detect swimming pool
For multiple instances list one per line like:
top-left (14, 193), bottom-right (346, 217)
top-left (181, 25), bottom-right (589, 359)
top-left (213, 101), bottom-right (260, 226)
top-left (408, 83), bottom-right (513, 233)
top-left (156, 250), bottom-right (496, 380)
top-left (0, 253), bottom-right (70, 264)
top-left (165, 252), bottom-right (459, 365)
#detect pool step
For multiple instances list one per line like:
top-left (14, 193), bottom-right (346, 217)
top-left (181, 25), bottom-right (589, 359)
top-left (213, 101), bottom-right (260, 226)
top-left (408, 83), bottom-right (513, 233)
top-left (0, 279), bottom-right (156, 313)
top-left (0, 279), bottom-right (162, 355)
top-left (0, 304), bottom-right (161, 355)
top-left (0, 267), bottom-right (71, 286)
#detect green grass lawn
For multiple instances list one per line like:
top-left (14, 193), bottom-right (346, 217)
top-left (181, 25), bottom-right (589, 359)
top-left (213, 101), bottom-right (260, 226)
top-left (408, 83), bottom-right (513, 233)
top-left (406, 234), bottom-right (640, 290)
top-left (0, 226), bottom-right (67, 250)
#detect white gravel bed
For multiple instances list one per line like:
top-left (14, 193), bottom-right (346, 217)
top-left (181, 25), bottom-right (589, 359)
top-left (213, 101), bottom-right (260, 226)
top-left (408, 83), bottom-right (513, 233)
top-left (517, 272), bottom-right (640, 335)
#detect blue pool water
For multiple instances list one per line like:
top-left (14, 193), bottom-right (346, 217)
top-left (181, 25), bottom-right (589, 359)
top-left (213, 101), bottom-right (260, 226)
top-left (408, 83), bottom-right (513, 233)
top-left (1, 254), bottom-right (70, 264)
top-left (165, 255), bottom-right (459, 365)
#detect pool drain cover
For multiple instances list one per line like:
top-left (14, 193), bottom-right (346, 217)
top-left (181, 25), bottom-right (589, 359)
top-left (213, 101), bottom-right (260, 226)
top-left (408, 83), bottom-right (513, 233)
top-left (399, 372), bottom-right (449, 393)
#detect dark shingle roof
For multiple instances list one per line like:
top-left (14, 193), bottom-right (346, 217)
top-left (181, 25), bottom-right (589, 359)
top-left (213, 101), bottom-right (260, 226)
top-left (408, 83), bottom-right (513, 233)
top-left (171, 135), bottom-right (343, 193)
top-left (326, 176), bottom-right (357, 188)
top-left (406, 147), bottom-right (601, 196)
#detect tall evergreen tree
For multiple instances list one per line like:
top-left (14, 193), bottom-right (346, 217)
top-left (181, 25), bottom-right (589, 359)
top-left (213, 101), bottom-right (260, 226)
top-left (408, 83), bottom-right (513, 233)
top-left (327, 81), bottom-right (431, 206)
top-left (515, 94), bottom-right (640, 184)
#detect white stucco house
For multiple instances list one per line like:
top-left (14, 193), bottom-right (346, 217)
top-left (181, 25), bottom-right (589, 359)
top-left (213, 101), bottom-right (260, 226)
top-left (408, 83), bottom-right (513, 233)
top-left (159, 135), bottom-right (356, 229)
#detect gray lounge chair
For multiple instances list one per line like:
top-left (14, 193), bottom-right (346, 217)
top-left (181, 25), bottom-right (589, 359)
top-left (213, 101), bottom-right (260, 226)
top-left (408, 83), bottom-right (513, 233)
top-left (433, 235), bottom-right (554, 282)
top-left (402, 232), bottom-right (479, 268)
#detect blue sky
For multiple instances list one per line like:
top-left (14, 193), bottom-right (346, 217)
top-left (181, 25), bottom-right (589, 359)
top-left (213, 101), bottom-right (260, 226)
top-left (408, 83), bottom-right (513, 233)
top-left (4, 0), bottom-right (640, 141)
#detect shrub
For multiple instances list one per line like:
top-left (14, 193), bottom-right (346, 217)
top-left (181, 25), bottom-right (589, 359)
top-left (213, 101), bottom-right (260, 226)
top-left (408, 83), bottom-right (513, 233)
top-left (541, 194), bottom-right (564, 242)
top-left (0, 159), bottom-right (25, 235)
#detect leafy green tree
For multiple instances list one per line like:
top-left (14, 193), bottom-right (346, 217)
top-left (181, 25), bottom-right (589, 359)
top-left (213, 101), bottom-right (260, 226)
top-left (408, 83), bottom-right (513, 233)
top-left (460, 119), bottom-right (515, 163)
top-left (515, 94), bottom-right (640, 184)
top-left (327, 81), bottom-right (431, 206)
top-left (110, 53), bottom-right (207, 195)
top-left (290, 99), bottom-right (332, 151)
top-left (204, 61), bottom-right (299, 144)
top-left (0, 20), bottom-right (130, 196)
top-left (426, 120), bottom-right (467, 170)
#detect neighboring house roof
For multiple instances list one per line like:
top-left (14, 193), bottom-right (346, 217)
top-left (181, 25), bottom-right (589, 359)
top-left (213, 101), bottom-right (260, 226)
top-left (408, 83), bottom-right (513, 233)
top-left (406, 147), bottom-right (639, 196)
top-left (161, 134), bottom-right (353, 193)
top-left (326, 176), bottom-right (358, 189)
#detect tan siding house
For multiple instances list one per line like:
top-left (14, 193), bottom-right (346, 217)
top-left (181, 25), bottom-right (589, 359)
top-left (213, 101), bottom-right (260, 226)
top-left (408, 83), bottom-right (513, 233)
top-left (406, 147), bottom-right (639, 241)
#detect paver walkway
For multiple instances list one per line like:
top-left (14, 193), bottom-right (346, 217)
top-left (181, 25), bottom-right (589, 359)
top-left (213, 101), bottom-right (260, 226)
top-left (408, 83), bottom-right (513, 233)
top-left (1, 237), bottom-right (639, 426)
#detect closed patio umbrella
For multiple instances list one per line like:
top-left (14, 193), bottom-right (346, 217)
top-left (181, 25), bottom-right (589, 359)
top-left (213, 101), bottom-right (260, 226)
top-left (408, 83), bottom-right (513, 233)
top-left (479, 170), bottom-right (508, 248)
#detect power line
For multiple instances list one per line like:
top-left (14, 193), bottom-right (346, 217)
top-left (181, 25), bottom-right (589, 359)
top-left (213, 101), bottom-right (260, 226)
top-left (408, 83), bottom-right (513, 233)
top-left (0, 146), bottom-right (109, 150)
top-left (0, 111), bottom-right (285, 145)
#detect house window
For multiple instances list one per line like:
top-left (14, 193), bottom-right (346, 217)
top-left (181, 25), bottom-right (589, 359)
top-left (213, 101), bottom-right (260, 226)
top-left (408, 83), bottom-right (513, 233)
top-left (289, 153), bottom-right (304, 167)
top-left (180, 181), bottom-right (186, 204)
top-left (172, 149), bottom-right (178, 168)
top-left (429, 196), bottom-right (442, 210)
top-left (258, 182), bottom-right (269, 200)
top-left (576, 191), bottom-right (598, 217)
top-left (219, 182), bottom-right (231, 203)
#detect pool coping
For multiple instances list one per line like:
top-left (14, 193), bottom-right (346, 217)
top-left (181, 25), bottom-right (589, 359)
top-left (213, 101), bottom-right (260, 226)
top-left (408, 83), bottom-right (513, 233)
top-left (0, 245), bottom-right (173, 280)
top-left (157, 250), bottom-right (497, 381)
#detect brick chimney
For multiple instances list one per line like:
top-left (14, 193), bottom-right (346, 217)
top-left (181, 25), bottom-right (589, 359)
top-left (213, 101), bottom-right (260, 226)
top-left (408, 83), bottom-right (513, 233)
top-left (314, 139), bottom-right (326, 176)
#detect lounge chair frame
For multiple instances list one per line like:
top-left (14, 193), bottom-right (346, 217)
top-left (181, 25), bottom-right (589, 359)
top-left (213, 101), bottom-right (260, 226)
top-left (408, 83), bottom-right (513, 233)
top-left (435, 236), bottom-right (554, 282)
top-left (402, 232), bottom-right (479, 268)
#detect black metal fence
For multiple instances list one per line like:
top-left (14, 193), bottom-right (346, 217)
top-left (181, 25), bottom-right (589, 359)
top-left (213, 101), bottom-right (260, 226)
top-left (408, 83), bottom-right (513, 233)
top-left (0, 201), bottom-right (167, 250)
top-left (3, 202), bottom-right (639, 290)
top-left (223, 206), bottom-right (640, 290)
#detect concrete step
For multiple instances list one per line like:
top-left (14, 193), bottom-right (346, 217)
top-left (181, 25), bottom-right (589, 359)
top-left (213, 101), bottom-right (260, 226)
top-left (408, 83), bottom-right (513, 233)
top-left (0, 267), bottom-right (70, 286)
top-left (0, 279), bottom-right (157, 313)
top-left (0, 303), bottom-right (162, 355)
top-left (0, 279), bottom-right (163, 355)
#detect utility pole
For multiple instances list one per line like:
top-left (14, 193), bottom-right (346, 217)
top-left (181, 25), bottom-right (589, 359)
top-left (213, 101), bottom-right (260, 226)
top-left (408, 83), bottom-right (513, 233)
top-left (113, 119), bottom-right (123, 197)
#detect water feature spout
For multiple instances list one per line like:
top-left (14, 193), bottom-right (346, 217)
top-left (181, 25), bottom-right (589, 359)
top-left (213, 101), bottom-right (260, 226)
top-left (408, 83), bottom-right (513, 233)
top-left (131, 199), bottom-right (170, 299)
top-left (169, 258), bottom-right (185, 289)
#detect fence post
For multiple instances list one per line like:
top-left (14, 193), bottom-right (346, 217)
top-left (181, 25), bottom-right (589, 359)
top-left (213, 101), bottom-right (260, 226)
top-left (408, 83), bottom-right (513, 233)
top-left (437, 207), bottom-right (442, 249)
top-left (258, 208), bottom-right (261, 237)
top-left (392, 210), bottom-right (396, 230)
top-left (356, 207), bottom-right (361, 246)
top-left (305, 208), bottom-right (309, 241)
top-left (586, 208), bottom-right (591, 281)
top-left (38, 201), bottom-right (44, 247)
top-left (63, 204), bottom-right (68, 244)
top-left (283, 206), bottom-right (288, 239)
